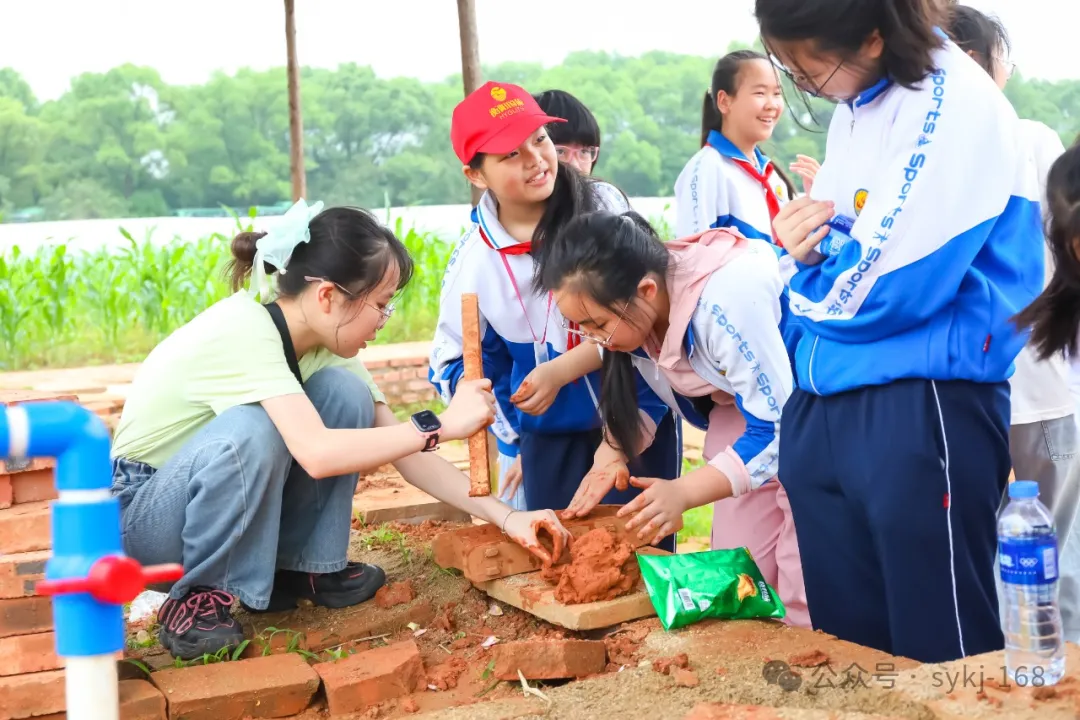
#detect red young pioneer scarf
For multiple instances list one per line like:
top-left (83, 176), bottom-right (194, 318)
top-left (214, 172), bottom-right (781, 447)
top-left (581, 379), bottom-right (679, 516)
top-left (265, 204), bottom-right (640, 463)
top-left (477, 224), bottom-right (582, 350)
top-left (729, 156), bottom-right (783, 247)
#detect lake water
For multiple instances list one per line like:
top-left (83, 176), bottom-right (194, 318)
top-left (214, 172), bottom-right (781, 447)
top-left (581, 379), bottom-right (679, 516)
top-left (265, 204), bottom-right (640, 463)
top-left (0, 197), bottom-right (677, 254)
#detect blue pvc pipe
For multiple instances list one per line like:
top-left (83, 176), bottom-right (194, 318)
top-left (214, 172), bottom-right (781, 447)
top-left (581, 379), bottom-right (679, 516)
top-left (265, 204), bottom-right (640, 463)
top-left (19, 401), bottom-right (112, 492)
top-left (2, 401), bottom-right (123, 657)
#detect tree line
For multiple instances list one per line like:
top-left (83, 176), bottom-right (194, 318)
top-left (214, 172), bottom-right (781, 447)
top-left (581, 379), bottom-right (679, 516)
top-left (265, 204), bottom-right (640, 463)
top-left (1, 45), bottom-right (1077, 221)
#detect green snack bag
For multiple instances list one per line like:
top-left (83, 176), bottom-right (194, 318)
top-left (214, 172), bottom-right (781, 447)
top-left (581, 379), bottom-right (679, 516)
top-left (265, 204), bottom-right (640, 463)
top-left (637, 548), bottom-right (785, 630)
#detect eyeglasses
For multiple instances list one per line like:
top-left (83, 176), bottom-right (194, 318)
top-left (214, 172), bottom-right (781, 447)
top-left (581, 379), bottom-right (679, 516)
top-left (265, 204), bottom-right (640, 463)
top-left (561, 300), bottom-right (630, 347)
top-left (555, 145), bottom-right (600, 164)
top-left (769, 54), bottom-right (846, 99)
top-left (304, 276), bottom-right (396, 328)
top-left (994, 56), bottom-right (1017, 78)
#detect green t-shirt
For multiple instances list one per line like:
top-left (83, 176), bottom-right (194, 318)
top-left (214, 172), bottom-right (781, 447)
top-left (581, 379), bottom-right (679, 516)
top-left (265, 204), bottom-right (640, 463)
top-left (112, 292), bottom-right (386, 468)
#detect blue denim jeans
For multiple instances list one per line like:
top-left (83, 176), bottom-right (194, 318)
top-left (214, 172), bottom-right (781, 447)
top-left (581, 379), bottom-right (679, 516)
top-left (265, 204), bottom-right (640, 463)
top-left (110, 367), bottom-right (375, 610)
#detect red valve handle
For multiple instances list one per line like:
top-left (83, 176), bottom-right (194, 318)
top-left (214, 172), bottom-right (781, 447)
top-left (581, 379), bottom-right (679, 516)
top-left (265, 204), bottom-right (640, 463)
top-left (36, 556), bottom-right (184, 605)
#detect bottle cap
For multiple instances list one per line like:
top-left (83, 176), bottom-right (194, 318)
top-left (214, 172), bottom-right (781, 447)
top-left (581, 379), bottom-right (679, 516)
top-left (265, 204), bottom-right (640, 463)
top-left (1008, 480), bottom-right (1039, 499)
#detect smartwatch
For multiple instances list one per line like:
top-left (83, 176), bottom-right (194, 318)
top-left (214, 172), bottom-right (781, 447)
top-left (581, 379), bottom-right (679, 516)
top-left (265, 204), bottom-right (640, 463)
top-left (410, 410), bottom-right (442, 452)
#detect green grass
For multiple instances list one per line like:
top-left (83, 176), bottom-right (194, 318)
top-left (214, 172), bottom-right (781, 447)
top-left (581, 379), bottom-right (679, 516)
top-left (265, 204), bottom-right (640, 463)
top-left (679, 504), bottom-right (713, 543)
top-left (678, 456), bottom-right (713, 542)
top-left (0, 215), bottom-right (447, 372)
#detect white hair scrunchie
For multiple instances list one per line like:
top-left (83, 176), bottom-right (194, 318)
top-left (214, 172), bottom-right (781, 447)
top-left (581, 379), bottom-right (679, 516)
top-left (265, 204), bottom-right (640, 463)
top-left (250, 198), bottom-right (325, 303)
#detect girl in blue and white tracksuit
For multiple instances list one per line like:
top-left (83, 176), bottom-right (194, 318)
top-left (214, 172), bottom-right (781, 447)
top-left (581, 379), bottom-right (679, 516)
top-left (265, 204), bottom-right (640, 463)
top-left (756, 0), bottom-right (1044, 663)
top-left (430, 188), bottom-right (680, 525)
top-left (430, 82), bottom-right (680, 541)
top-left (533, 212), bottom-right (811, 627)
top-left (674, 50), bottom-right (807, 245)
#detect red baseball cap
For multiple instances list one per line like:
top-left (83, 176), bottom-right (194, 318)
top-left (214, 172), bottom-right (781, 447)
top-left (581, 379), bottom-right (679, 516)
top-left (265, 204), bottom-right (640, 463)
top-left (451, 81), bottom-right (566, 165)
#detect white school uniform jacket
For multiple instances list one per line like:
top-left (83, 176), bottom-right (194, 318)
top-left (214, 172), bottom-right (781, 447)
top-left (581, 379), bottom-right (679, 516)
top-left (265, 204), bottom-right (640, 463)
top-left (428, 182), bottom-right (671, 458)
top-left (673, 130), bottom-right (791, 243)
top-left (780, 37), bottom-right (1044, 396)
top-left (626, 239), bottom-right (792, 496)
top-left (1011, 120), bottom-right (1072, 425)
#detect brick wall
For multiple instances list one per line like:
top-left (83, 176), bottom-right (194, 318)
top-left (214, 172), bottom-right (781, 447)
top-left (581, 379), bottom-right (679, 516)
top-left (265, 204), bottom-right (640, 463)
top-left (366, 359), bottom-right (437, 407)
top-left (356, 341), bottom-right (437, 408)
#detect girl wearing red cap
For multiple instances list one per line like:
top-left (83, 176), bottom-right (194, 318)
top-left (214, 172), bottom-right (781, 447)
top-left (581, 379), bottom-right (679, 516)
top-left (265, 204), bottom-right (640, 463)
top-left (429, 81), bottom-right (682, 538)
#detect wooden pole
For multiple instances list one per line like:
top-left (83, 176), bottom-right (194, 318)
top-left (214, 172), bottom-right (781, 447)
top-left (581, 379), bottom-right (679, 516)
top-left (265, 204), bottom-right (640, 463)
top-left (456, 0), bottom-right (484, 206)
top-left (284, 0), bottom-right (307, 201)
top-left (461, 293), bottom-right (492, 497)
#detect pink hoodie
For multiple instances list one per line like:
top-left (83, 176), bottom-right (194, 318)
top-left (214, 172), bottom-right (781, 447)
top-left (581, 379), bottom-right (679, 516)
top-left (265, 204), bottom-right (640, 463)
top-left (645, 227), bottom-right (759, 496)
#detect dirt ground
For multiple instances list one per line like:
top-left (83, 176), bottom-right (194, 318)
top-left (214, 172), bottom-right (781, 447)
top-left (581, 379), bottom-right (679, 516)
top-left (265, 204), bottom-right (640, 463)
top-left (124, 520), bottom-right (1080, 720)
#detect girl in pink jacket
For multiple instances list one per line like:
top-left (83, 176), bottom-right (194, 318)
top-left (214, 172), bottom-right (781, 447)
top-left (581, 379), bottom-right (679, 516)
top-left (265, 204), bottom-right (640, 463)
top-left (533, 210), bottom-right (809, 627)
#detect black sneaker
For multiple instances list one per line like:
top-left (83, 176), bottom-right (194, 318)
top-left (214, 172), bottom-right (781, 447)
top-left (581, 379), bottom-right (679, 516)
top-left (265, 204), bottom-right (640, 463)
top-left (157, 588), bottom-right (245, 660)
top-left (241, 563), bottom-right (387, 614)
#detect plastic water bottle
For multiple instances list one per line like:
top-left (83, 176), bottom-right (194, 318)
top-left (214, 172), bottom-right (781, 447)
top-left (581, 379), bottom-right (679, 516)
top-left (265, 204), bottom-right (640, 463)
top-left (998, 480), bottom-right (1065, 686)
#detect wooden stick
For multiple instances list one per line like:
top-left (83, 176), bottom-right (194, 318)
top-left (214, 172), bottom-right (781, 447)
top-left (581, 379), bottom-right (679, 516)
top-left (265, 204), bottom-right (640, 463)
top-left (461, 293), bottom-right (491, 497)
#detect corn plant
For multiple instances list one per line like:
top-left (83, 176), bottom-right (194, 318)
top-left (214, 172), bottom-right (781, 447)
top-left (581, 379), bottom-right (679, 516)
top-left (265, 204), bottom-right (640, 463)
top-left (0, 215), bottom-right (451, 371)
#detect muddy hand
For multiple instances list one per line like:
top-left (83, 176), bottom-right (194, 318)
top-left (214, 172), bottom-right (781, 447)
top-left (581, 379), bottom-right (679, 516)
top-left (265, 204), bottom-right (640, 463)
top-left (561, 459), bottom-right (629, 519)
top-left (505, 509), bottom-right (571, 568)
top-left (511, 364), bottom-right (563, 416)
top-left (509, 379), bottom-right (531, 405)
top-left (619, 476), bottom-right (687, 545)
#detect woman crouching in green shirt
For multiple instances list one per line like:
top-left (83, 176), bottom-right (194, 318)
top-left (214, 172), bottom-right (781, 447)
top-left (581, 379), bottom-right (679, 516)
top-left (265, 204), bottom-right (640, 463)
top-left (110, 201), bottom-right (570, 661)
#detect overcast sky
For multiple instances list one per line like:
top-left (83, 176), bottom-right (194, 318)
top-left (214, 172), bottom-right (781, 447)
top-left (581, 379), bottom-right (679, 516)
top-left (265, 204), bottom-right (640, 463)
top-left (3, 0), bottom-right (1075, 100)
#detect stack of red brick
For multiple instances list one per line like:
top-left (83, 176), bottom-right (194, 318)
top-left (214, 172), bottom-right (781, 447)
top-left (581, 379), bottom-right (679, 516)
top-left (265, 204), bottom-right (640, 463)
top-left (0, 391), bottom-right (166, 719)
top-left (364, 354), bottom-right (437, 407)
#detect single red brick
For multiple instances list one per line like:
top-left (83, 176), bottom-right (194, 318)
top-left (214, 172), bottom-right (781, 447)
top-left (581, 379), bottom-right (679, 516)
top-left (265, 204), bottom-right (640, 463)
top-left (0, 501), bottom-right (51, 554)
top-left (397, 393), bottom-right (421, 405)
top-left (0, 550), bottom-right (50, 599)
top-left (11, 470), bottom-right (57, 504)
top-left (313, 639), bottom-right (424, 714)
top-left (150, 653), bottom-right (318, 719)
top-left (0, 630), bottom-right (62, 676)
top-left (0, 668), bottom-right (65, 718)
top-left (0, 476), bottom-right (11, 510)
top-left (0, 595), bottom-right (53, 638)
top-left (118, 679), bottom-right (167, 720)
top-left (491, 639), bottom-right (606, 681)
top-left (27, 679), bottom-right (167, 720)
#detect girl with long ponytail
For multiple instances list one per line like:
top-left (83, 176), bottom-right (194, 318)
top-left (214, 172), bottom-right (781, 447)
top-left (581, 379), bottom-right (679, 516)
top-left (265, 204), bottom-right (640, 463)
top-left (675, 50), bottom-right (816, 243)
top-left (536, 210), bottom-right (810, 629)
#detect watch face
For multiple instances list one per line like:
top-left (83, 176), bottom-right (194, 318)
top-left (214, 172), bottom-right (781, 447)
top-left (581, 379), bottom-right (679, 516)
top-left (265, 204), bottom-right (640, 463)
top-left (412, 410), bottom-right (441, 433)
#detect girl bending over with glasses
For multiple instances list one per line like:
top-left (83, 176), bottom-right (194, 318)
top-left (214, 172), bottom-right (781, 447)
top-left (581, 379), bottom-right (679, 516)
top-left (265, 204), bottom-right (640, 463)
top-left (429, 82), bottom-right (681, 546)
top-left (533, 90), bottom-right (602, 176)
top-left (110, 200), bottom-right (571, 661)
top-left (534, 210), bottom-right (810, 628)
top-left (756, 0), bottom-right (1044, 662)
